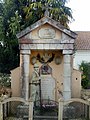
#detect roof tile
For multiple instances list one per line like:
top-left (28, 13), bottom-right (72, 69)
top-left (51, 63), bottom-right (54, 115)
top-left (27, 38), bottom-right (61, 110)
top-left (75, 31), bottom-right (90, 50)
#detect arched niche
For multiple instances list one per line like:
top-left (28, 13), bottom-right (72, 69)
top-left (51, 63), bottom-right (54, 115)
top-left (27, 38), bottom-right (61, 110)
top-left (40, 64), bottom-right (52, 75)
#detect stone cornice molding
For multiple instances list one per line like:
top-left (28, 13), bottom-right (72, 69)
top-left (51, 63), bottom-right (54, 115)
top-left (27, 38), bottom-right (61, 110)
top-left (20, 49), bottom-right (31, 55)
top-left (20, 44), bottom-right (74, 51)
top-left (63, 50), bottom-right (73, 55)
top-left (19, 38), bottom-right (75, 44)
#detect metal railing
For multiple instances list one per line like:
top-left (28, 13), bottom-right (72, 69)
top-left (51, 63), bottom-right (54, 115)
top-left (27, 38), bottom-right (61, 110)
top-left (0, 97), bottom-right (33, 120)
top-left (58, 98), bottom-right (90, 120)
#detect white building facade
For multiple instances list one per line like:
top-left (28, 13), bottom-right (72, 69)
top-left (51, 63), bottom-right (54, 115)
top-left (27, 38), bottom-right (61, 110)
top-left (73, 31), bottom-right (90, 69)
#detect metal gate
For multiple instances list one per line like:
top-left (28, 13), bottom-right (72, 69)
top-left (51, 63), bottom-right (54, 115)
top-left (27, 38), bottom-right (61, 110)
top-left (3, 102), bottom-right (29, 120)
top-left (63, 98), bottom-right (90, 120)
top-left (33, 99), bottom-right (58, 120)
top-left (0, 97), bottom-right (33, 120)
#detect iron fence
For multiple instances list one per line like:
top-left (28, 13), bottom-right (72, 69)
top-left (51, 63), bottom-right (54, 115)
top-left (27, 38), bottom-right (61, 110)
top-left (3, 101), bottom-right (29, 120)
top-left (1, 97), bottom-right (90, 120)
top-left (33, 99), bottom-right (58, 120)
top-left (63, 101), bottom-right (90, 120)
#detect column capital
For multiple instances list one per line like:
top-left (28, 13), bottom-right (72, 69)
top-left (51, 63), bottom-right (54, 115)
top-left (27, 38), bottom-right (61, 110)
top-left (20, 49), bottom-right (31, 55)
top-left (63, 50), bottom-right (73, 55)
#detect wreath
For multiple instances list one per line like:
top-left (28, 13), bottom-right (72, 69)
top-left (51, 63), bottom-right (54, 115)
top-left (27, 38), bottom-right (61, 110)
top-left (37, 53), bottom-right (55, 64)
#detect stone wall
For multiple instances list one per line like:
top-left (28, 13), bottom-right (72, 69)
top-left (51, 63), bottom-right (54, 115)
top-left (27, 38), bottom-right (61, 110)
top-left (72, 69), bottom-right (81, 98)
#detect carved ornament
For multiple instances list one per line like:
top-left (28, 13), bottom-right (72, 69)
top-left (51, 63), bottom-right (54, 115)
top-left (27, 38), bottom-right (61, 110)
top-left (38, 28), bottom-right (56, 39)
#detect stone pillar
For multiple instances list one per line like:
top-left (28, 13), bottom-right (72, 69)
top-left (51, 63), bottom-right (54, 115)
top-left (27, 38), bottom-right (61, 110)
top-left (63, 50), bottom-right (73, 100)
top-left (21, 50), bottom-right (31, 100)
top-left (0, 102), bottom-right (3, 120)
top-left (58, 99), bottom-right (63, 120)
top-left (29, 100), bottom-right (34, 120)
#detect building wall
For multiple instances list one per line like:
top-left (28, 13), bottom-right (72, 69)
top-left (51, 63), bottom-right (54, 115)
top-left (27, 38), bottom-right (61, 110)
top-left (72, 69), bottom-right (81, 98)
top-left (11, 67), bottom-right (21, 97)
top-left (73, 50), bottom-right (90, 69)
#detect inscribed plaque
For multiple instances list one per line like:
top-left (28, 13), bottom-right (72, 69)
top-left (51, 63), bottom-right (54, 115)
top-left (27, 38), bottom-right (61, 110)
top-left (41, 75), bottom-right (55, 100)
top-left (39, 28), bottom-right (56, 39)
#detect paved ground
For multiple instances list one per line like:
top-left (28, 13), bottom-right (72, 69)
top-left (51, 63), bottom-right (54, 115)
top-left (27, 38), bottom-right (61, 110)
top-left (5, 117), bottom-right (23, 120)
top-left (5, 117), bottom-right (86, 120)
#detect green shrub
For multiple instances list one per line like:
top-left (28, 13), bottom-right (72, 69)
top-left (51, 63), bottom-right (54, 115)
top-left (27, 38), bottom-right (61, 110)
top-left (79, 61), bottom-right (90, 89)
top-left (0, 73), bottom-right (11, 87)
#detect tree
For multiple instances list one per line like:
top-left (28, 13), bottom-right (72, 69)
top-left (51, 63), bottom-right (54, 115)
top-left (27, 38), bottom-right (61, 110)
top-left (79, 61), bottom-right (90, 89)
top-left (0, 0), bottom-right (73, 74)
top-left (0, 0), bottom-right (20, 73)
top-left (23, 0), bottom-right (72, 28)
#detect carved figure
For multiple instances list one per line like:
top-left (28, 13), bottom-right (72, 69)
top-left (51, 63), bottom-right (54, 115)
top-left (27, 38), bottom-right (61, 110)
top-left (30, 64), bottom-right (40, 101)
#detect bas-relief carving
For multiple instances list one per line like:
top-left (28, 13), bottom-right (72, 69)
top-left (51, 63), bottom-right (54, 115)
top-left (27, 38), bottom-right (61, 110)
top-left (37, 53), bottom-right (55, 64)
top-left (31, 56), bottom-right (37, 65)
top-left (38, 28), bottom-right (56, 39)
top-left (54, 56), bottom-right (61, 65)
top-left (30, 64), bottom-right (40, 101)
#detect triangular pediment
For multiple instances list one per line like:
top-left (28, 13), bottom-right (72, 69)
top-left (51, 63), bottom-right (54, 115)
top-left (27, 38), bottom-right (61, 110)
top-left (17, 16), bottom-right (77, 39)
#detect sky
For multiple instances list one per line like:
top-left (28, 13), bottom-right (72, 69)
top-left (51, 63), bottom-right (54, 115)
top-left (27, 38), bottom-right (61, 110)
top-left (67, 0), bottom-right (90, 31)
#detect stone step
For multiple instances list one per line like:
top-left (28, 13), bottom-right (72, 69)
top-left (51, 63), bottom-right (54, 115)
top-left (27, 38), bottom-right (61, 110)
top-left (23, 115), bottom-right (58, 119)
top-left (33, 115), bottom-right (58, 119)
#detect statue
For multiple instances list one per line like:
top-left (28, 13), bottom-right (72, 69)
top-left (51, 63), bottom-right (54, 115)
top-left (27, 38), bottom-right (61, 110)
top-left (30, 64), bottom-right (40, 102)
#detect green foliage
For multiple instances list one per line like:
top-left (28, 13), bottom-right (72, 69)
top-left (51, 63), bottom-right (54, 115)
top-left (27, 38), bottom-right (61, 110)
top-left (0, 41), bottom-right (19, 73)
top-left (0, 73), bottom-right (11, 87)
top-left (23, 0), bottom-right (73, 28)
top-left (0, 0), bottom-right (20, 73)
top-left (79, 61), bottom-right (90, 89)
top-left (8, 11), bottom-right (21, 35)
top-left (0, 16), bottom-right (4, 39)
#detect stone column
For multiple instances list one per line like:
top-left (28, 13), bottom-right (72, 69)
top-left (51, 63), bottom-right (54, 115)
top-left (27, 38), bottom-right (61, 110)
top-left (21, 49), bottom-right (31, 100)
top-left (63, 50), bottom-right (73, 100)
top-left (29, 100), bottom-right (34, 120)
top-left (58, 99), bottom-right (63, 120)
top-left (0, 102), bottom-right (3, 120)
